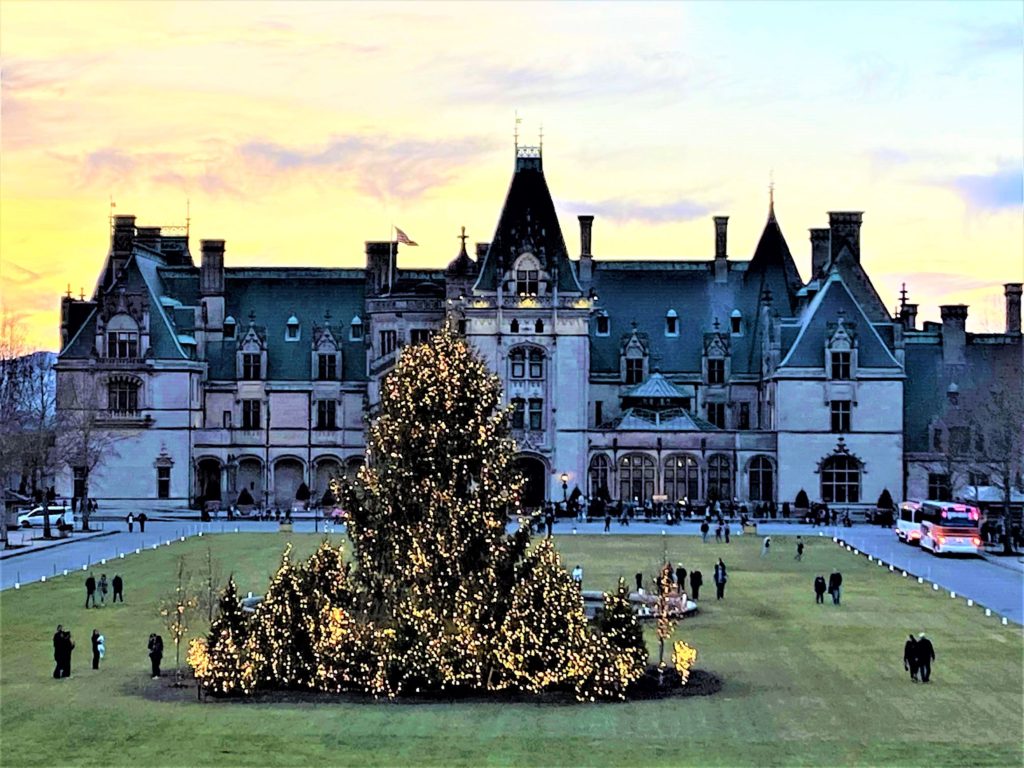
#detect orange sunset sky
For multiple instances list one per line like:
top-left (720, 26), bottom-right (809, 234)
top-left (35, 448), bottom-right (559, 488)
top-left (1, 1), bottom-right (1022, 352)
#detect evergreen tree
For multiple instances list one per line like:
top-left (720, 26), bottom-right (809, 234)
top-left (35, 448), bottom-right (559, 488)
top-left (597, 577), bottom-right (646, 656)
top-left (190, 575), bottom-right (255, 697)
top-left (246, 545), bottom-right (316, 690)
top-left (303, 539), bottom-right (351, 610)
top-left (577, 577), bottom-right (648, 700)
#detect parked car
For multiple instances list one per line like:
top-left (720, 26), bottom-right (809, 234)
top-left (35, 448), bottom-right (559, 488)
top-left (17, 506), bottom-right (74, 529)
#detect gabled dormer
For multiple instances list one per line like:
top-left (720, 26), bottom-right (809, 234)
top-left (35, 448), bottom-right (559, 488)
top-left (473, 145), bottom-right (582, 296)
top-left (312, 316), bottom-right (341, 381)
top-left (620, 324), bottom-right (650, 385)
top-left (825, 316), bottom-right (857, 380)
top-left (236, 317), bottom-right (267, 380)
top-left (703, 324), bottom-right (731, 386)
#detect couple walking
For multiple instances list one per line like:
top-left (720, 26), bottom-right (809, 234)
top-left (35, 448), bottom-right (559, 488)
top-left (903, 634), bottom-right (936, 682)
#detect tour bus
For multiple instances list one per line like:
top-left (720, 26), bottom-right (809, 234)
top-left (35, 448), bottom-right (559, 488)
top-left (918, 501), bottom-right (982, 555)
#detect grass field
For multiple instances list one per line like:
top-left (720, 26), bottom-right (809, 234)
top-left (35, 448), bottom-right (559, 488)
top-left (1, 532), bottom-right (1021, 767)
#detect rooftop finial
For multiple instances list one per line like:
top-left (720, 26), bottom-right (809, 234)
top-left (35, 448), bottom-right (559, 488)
top-left (899, 282), bottom-right (908, 308)
top-left (458, 226), bottom-right (468, 251)
top-left (539, 122), bottom-right (543, 153)
top-left (514, 110), bottom-right (521, 153)
top-left (66, 283), bottom-right (72, 299)
top-left (768, 169), bottom-right (776, 220)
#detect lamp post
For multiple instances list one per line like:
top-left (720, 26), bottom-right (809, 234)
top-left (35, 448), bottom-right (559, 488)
top-left (561, 473), bottom-right (569, 508)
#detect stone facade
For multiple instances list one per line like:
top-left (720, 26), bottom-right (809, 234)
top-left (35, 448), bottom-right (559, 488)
top-left (54, 146), bottom-right (1023, 513)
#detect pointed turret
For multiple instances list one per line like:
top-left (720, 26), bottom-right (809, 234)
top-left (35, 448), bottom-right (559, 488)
top-left (745, 195), bottom-right (803, 313)
top-left (473, 146), bottom-right (582, 294)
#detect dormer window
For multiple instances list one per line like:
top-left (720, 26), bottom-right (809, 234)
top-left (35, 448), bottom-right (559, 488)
top-left (707, 358), bottom-right (725, 385)
top-left (285, 315), bottom-right (300, 342)
top-left (223, 316), bottom-right (236, 340)
top-left (513, 253), bottom-right (542, 296)
top-left (350, 316), bottom-right (363, 341)
top-left (242, 352), bottom-right (262, 380)
top-left (830, 350), bottom-right (851, 380)
top-left (730, 310), bottom-right (742, 335)
top-left (596, 313), bottom-right (610, 337)
top-left (665, 310), bottom-right (679, 337)
top-left (106, 314), bottom-right (139, 359)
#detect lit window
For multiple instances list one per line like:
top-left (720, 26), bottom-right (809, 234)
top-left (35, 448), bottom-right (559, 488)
top-left (821, 455), bottom-right (860, 503)
top-left (107, 379), bottom-right (139, 415)
top-left (516, 270), bottom-right (540, 295)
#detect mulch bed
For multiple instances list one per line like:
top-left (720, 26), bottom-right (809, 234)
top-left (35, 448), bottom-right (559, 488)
top-left (138, 668), bottom-right (723, 706)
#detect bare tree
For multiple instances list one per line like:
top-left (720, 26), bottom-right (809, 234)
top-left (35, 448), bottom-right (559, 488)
top-left (19, 353), bottom-right (59, 538)
top-left (55, 374), bottom-right (123, 531)
top-left (0, 311), bottom-right (28, 544)
top-left (198, 545), bottom-right (224, 624)
top-left (159, 556), bottom-right (200, 687)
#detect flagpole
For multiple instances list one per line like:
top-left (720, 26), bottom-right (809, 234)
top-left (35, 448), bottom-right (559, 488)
top-left (389, 223), bottom-right (394, 294)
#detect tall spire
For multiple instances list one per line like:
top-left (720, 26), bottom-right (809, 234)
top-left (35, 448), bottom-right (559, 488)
top-left (768, 170), bottom-right (776, 222)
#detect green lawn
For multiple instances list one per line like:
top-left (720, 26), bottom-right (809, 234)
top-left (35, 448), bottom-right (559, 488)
top-left (1, 532), bottom-right (1021, 767)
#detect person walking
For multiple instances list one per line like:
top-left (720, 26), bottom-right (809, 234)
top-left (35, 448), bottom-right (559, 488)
top-left (700, 520), bottom-right (710, 543)
top-left (604, 508), bottom-right (611, 533)
top-left (148, 634), bottom-right (163, 679)
top-left (916, 633), bottom-right (935, 682)
top-left (903, 635), bottom-right (919, 682)
top-left (91, 629), bottom-right (103, 670)
top-left (61, 629), bottom-right (75, 678)
top-left (137, 512), bottom-right (147, 533)
top-left (814, 575), bottom-right (827, 603)
top-left (675, 564), bottom-right (687, 591)
top-left (53, 625), bottom-right (64, 679)
top-left (795, 537), bottom-right (804, 561)
top-left (126, 513), bottom-right (135, 533)
top-left (634, 572), bottom-right (643, 592)
top-left (828, 570), bottom-right (843, 605)
top-left (98, 574), bottom-right (109, 606)
top-left (761, 536), bottom-right (772, 558)
top-left (724, 524), bottom-right (731, 544)
top-left (713, 562), bottom-right (727, 600)
top-left (715, 524), bottom-right (723, 543)
top-left (112, 574), bottom-right (124, 603)
top-left (571, 564), bottom-right (584, 585)
top-left (690, 569), bottom-right (703, 601)
top-left (85, 573), bottom-right (97, 608)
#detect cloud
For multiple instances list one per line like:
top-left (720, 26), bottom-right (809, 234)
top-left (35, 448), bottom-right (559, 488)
top-left (948, 165), bottom-right (1023, 211)
top-left (3, 262), bottom-right (47, 286)
top-left (962, 23), bottom-right (1023, 57)
top-left (559, 197), bottom-right (714, 225)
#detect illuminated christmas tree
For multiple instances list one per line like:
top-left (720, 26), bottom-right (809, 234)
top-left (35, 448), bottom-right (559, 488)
top-left (193, 575), bottom-right (254, 696)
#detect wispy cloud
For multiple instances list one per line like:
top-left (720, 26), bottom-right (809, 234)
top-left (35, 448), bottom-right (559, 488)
top-left (962, 23), bottom-right (1023, 57)
top-left (560, 197), bottom-right (714, 225)
top-left (948, 165), bottom-right (1023, 211)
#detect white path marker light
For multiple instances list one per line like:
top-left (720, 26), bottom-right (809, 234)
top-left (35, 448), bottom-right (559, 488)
top-left (985, 608), bottom-right (992, 616)
top-left (933, 584), bottom-right (939, 590)
top-left (41, 576), bottom-right (46, 582)
top-left (1002, 617), bottom-right (1008, 625)
top-left (950, 592), bottom-right (956, 599)
top-left (967, 599), bottom-right (973, 606)
top-left (135, 548), bottom-right (140, 554)
top-left (918, 577), bottom-right (924, 583)
top-left (63, 569), bottom-right (68, 576)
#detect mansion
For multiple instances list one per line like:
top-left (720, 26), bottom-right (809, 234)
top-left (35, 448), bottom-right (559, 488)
top-left (55, 146), bottom-right (1023, 513)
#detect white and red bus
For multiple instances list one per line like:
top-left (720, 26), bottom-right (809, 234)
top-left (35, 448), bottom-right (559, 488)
top-left (918, 501), bottom-right (982, 555)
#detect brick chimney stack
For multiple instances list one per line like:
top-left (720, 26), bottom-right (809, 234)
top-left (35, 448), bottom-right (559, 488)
top-left (713, 216), bottom-right (728, 284)
top-left (110, 215), bottom-right (136, 280)
top-left (901, 303), bottom-right (918, 331)
top-left (828, 212), bottom-right (863, 263)
top-left (940, 304), bottom-right (968, 366)
top-left (578, 215), bottom-right (594, 283)
top-left (1005, 283), bottom-right (1022, 334)
top-left (200, 240), bottom-right (225, 296)
top-left (810, 228), bottom-right (831, 277)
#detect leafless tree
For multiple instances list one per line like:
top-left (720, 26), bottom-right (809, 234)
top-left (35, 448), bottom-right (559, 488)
top-left (55, 374), bottom-right (123, 531)
top-left (0, 311), bottom-right (28, 543)
top-left (198, 545), bottom-right (224, 624)
top-left (159, 556), bottom-right (200, 686)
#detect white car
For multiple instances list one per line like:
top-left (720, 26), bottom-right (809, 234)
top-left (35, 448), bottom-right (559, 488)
top-left (18, 506), bottom-right (74, 529)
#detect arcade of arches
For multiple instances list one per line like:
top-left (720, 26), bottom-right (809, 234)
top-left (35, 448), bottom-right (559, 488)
top-left (587, 452), bottom-right (776, 504)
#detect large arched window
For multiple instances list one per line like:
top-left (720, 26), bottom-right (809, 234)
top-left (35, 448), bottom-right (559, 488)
top-left (664, 454), bottom-right (698, 503)
top-left (588, 454), bottom-right (610, 500)
top-left (106, 314), bottom-right (139, 359)
top-left (748, 456), bottom-right (774, 502)
top-left (107, 376), bottom-right (140, 416)
top-left (707, 454), bottom-right (732, 501)
top-left (619, 453), bottom-right (655, 503)
top-left (514, 254), bottom-right (541, 296)
top-left (821, 455), bottom-right (861, 503)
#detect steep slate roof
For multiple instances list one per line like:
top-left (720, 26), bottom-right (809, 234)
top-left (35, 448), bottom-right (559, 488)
top-left (217, 269), bottom-right (367, 381)
top-left (744, 204), bottom-right (803, 315)
top-left (625, 371), bottom-right (690, 400)
top-left (778, 272), bottom-right (901, 370)
top-left (474, 153), bottom-right (582, 294)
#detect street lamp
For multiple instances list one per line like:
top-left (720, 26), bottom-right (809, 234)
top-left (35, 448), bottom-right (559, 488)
top-left (561, 473), bottom-right (569, 505)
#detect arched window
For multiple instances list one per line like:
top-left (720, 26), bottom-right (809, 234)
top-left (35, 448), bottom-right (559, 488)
top-left (821, 455), bottom-right (861, 503)
top-left (748, 456), bottom-right (774, 502)
top-left (106, 314), bottom-right (139, 359)
top-left (664, 455), bottom-right (698, 503)
top-left (223, 315), bottom-right (237, 340)
top-left (619, 453), bottom-right (655, 503)
top-left (510, 319), bottom-right (520, 333)
top-left (285, 314), bottom-right (300, 342)
top-left (108, 376), bottom-right (140, 416)
top-left (514, 254), bottom-right (541, 296)
top-left (349, 316), bottom-right (363, 341)
top-left (535, 319), bottom-right (545, 333)
top-left (589, 454), bottom-right (610, 500)
top-left (665, 309), bottom-right (679, 337)
top-left (730, 310), bottom-right (742, 335)
top-left (528, 349), bottom-right (544, 379)
top-left (707, 455), bottom-right (732, 501)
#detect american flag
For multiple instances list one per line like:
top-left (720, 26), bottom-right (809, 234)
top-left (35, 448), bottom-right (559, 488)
top-left (395, 227), bottom-right (418, 246)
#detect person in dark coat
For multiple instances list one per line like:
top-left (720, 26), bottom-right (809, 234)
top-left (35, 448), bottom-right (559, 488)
top-left (724, 525), bottom-right (731, 544)
top-left (828, 570), bottom-right (843, 605)
top-left (700, 521), bottom-right (710, 543)
top-left (634, 572), bottom-right (643, 592)
top-left (690, 569), bottom-right (703, 601)
top-left (916, 633), bottom-right (935, 682)
top-left (137, 512), bottom-right (147, 533)
top-left (53, 625), bottom-right (64, 679)
top-left (795, 537), bottom-right (805, 561)
top-left (91, 629), bottom-right (102, 670)
top-left (60, 629), bottom-right (75, 678)
top-left (675, 564), bottom-right (687, 591)
top-left (713, 563), bottom-right (727, 600)
top-left (112, 574), bottom-right (124, 603)
top-left (814, 575), bottom-right (827, 604)
top-left (903, 635), bottom-right (919, 681)
top-left (148, 634), bottom-right (163, 678)
top-left (85, 573), bottom-right (97, 608)
top-left (126, 513), bottom-right (135, 533)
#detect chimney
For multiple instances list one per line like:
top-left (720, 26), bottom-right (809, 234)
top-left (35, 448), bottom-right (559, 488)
top-left (901, 303), bottom-right (918, 331)
top-left (110, 215), bottom-right (136, 279)
top-left (578, 215), bottom-right (594, 283)
top-left (136, 226), bottom-right (161, 252)
top-left (713, 216), bottom-right (728, 284)
top-left (476, 243), bottom-right (490, 261)
top-left (365, 241), bottom-right (393, 297)
top-left (1005, 283), bottom-right (1022, 334)
top-left (940, 305), bottom-right (968, 366)
top-left (828, 212), bottom-right (863, 263)
top-left (200, 240), bottom-right (225, 296)
top-left (810, 228), bottom-right (831, 277)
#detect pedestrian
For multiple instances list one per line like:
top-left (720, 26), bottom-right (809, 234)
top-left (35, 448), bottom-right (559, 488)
top-left (635, 572), bottom-right (643, 592)
top-left (724, 524), bottom-right (731, 544)
top-left (690, 569), bottom-right (703, 601)
top-left (903, 634), bottom-right (919, 682)
top-left (795, 537), bottom-right (804, 561)
top-left (61, 629), bottom-right (75, 678)
top-left (112, 574), bottom-right (124, 603)
top-left (545, 507), bottom-right (554, 538)
top-left (137, 512), bottom-right (147, 533)
top-left (571, 564), bottom-right (584, 585)
top-left (98, 574), bottom-right (108, 606)
top-left (148, 633), bottom-right (163, 678)
top-left (91, 629), bottom-right (103, 670)
top-left (126, 513), bottom-right (135, 533)
top-left (53, 625), bottom-right (64, 679)
top-left (713, 562), bottom-right (727, 600)
top-left (700, 521), bottom-right (710, 543)
top-left (85, 573), bottom-right (97, 608)
top-left (814, 575), bottom-right (827, 604)
top-left (715, 524), bottom-right (722, 543)
top-left (828, 570), bottom-right (843, 605)
top-left (675, 564), bottom-right (687, 591)
top-left (761, 536), bottom-right (771, 558)
top-left (604, 509), bottom-right (611, 533)
top-left (916, 633), bottom-right (935, 682)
